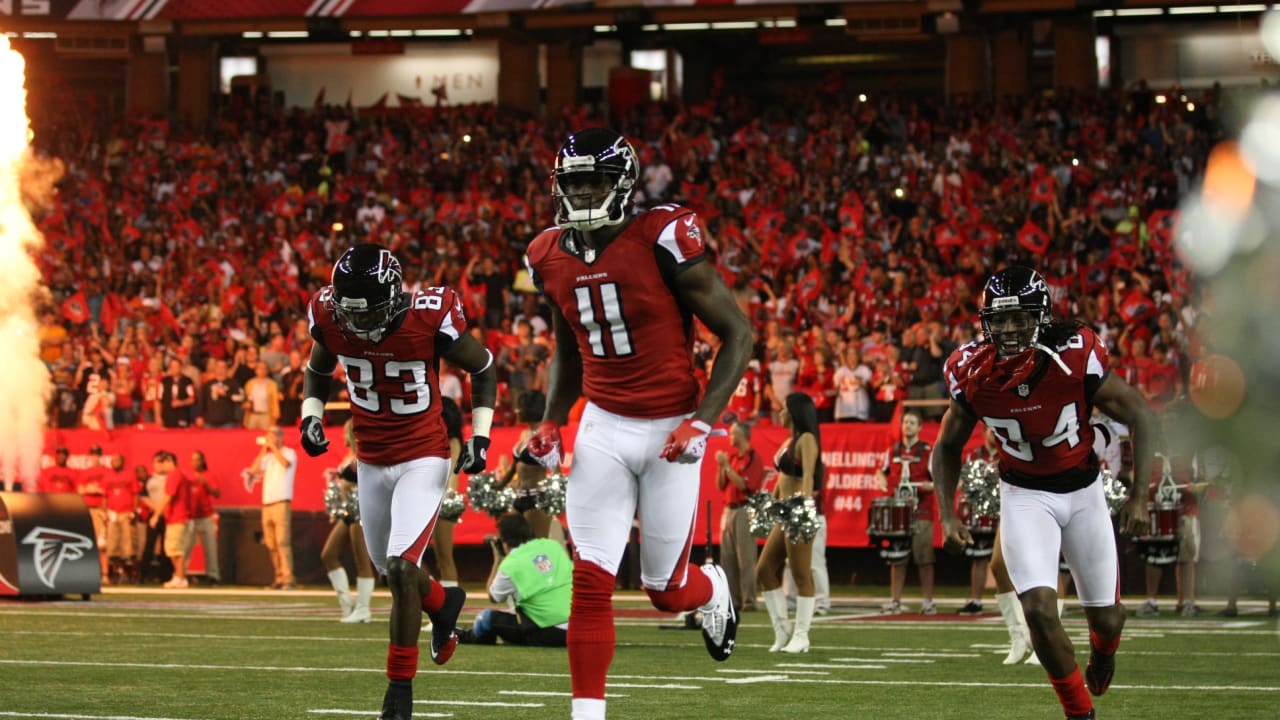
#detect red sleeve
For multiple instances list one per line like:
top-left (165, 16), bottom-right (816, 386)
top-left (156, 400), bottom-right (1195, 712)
top-left (743, 451), bottom-right (765, 494)
top-left (653, 209), bottom-right (707, 267)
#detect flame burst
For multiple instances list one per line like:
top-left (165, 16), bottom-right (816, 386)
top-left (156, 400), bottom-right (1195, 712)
top-left (0, 37), bottom-right (51, 490)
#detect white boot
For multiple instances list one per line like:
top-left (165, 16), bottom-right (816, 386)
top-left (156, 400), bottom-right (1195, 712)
top-left (997, 591), bottom-right (1032, 665)
top-left (762, 588), bottom-right (791, 652)
top-left (781, 596), bottom-right (814, 653)
top-left (342, 576), bottom-right (375, 623)
top-left (327, 568), bottom-right (353, 618)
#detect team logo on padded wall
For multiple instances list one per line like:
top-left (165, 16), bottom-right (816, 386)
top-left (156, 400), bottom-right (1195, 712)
top-left (21, 526), bottom-right (94, 588)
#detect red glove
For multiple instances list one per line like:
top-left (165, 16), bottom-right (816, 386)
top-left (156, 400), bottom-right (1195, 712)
top-left (526, 421), bottom-right (563, 470)
top-left (661, 418), bottom-right (713, 464)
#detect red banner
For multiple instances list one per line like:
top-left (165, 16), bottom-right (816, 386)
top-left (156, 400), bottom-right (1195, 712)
top-left (37, 420), bottom-right (980, 548)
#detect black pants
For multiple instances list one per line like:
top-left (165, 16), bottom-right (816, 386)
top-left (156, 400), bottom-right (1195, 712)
top-left (479, 610), bottom-right (567, 647)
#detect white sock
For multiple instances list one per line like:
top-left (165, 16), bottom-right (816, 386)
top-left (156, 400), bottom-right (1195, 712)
top-left (327, 568), bottom-right (350, 597)
top-left (571, 698), bottom-right (606, 720)
top-left (355, 576), bottom-right (375, 610)
top-left (440, 579), bottom-right (459, 588)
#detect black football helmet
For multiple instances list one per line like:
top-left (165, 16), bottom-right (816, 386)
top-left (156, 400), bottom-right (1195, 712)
top-left (329, 244), bottom-right (406, 343)
top-left (980, 266), bottom-right (1051, 356)
top-left (551, 127), bottom-right (638, 231)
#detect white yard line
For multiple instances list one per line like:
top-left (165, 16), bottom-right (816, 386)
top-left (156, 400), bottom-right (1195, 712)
top-left (1, 658), bottom-right (1276, 693)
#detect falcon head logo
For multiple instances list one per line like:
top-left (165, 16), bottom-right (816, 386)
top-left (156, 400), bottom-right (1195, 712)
top-left (21, 526), bottom-right (94, 589)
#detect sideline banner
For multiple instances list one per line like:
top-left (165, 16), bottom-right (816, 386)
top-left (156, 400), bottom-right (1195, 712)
top-left (0, 492), bottom-right (101, 597)
top-left (36, 421), bottom-right (979, 548)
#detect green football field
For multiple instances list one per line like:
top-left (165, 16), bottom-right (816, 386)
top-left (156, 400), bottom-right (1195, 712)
top-left (0, 588), bottom-right (1276, 720)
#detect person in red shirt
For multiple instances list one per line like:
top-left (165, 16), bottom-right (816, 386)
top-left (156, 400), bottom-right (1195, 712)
top-left (874, 410), bottom-right (938, 615)
top-left (103, 453), bottom-right (140, 584)
top-left (714, 422), bottom-right (765, 613)
top-left (37, 447), bottom-right (77, 493)
top-left (725, 360), bottom-right (763, 424)
top-left (77, 445), bottom-right (109, 582)
top-left (148, 451), bottom-right (193, 589)
top-left (184, 451), bottom-right (221, 586)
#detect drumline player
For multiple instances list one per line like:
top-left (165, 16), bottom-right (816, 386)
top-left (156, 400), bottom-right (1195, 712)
top-left (873, 409), bottom-right (938, 615)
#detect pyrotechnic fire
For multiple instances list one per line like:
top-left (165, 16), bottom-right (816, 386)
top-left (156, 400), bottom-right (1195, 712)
top-left (0, 37), bottom-right (51, 490)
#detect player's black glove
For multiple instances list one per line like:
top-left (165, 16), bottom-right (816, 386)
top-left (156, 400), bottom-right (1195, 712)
top-left (454, 436), bottom-right (490, 475)
top-left (300, 416), bottom-right (330, 457)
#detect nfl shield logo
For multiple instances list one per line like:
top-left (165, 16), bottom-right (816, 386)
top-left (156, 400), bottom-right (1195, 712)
top-left (1016, 384), bottom-right (1030, 398)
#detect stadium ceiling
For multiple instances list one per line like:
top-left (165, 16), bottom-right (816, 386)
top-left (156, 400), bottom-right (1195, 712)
top-left (0, 1), bottom-right (1272, 38)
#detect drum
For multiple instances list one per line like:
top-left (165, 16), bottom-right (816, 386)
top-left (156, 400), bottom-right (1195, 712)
top-left (1148, 501), bottom-right (1180, 540)
top-left (869, 498), bottom-right (913, 537)
top-left (957, 497), bottom-right (998, 536)
top-left (1136, 501), bottom-right (1180, 565)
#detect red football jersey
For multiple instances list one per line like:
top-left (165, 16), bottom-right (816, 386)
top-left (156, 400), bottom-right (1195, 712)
top-left (726, 365), bottom-right (762, 420)
top-left (944, 326), bottom-right (1111, 492)
top-left (308, 285), bottom-right (467, 466)
top-left (526, 205), bottom-right (705, 419)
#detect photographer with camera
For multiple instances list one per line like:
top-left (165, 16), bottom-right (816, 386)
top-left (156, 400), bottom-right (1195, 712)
top-left (249, 426), bottom-right (296, 590)
top-left (457, 512), bottom-right (571, 647)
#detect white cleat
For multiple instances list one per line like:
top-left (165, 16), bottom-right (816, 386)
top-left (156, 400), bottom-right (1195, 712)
top-left (340, 606), bottom-right (372, 624)
top-left (698, 564), bottom-right (738, 662)
top-left (1003, 634), bottom-right (1033, 665)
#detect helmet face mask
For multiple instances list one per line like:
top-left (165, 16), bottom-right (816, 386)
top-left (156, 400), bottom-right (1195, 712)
top-left (980, 266), bottom-right (1050, 357)
top-left (330, 244), bottom-right (405, 343)
top-left (552, 128), bottom-right (637, 231)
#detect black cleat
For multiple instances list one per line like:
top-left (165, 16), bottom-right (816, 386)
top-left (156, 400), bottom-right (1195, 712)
top-left (1066, 711), bottom-right (1095, 720)
top-left (956, 600), bottom-right (984, 615)
top-left (428, 586), bottom-right (466, 665)
top-left (1085, 648), bottom-right (1115, 697)
top-left (699, 564), bottom-right (738, 662)
top-left (378, 679), bottom-right (412, 720)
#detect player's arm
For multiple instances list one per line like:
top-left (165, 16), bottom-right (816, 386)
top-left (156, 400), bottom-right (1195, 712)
top-left (931, 399), bottom-right (979, 549)
top-left (441, 332), bottom-right (497, 474)
top-left (1092, 373), bottom-right (1157, 536)
top-left (674, 261), bottom-right (753, 426)
top-left (299, 341), bottom-right (339, 457)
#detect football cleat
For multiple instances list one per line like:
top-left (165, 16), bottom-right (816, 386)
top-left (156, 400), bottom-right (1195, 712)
top-left (698, 564), bottom-right (738, 662)
top-left (1085, 648), bottom-right (1116, 697)
top-left (428, 586), bottom-right (466, 665)
top-left (957, 601), bottom-right (984, 615)
top-left (378, 679), bottom-right (412, 720)
top-left (1065, 711), bottom-right (1095, 720)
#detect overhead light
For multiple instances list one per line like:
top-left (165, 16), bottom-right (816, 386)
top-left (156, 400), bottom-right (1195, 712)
top-left (348, 30), bottom-right (363, 37)
top-left (641, 24), bottom-right (659, 31)
top-left (1169, 5), bottom-right (1218, 13)
top-left (369, 29), bottom-right (390, 37)
top-left (1156, 94), bottom-right (1168, 104)
top-left (22, 31), bottom-right (56, 39)
top-left (1188, 102), bottom-right (1197, 111)
top-left (266, 30), bottom-right (309, 38)
top-left (825, 18), bottom-right (848, 27)
top-left (770, 18), bottom-right (797, 28)
top-left (710, 21), bottom-right (758, 30)
top-left (664, 22), bottom-right (710, 31)
top-left (592, 25), bottom-right (616, 33)
top-left (414, 29), bottom-right (462, 37)
top-left (1115, 8), bottom-right (1165, 16)
top-left (858, 93), bottom-right (867, 102)
top-left (389, 29), bottom-right (413, 37)
top-left (1218, 4), bottom-right (1268, 11)
top-left (242, 31), bottom-right (264, 38)
top-left (1092, 9), bottom-right (1115, 16)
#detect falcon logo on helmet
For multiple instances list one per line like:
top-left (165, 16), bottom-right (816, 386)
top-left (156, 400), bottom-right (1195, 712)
top-left (551, 127), bottom-right (639, 231)
top-left (329, 244), bottom-right (407, 343)
top-left (980, 266), bottom-right (1051, 357)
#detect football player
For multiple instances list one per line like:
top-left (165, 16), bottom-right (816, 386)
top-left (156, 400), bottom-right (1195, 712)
top-left (932, 266), bottom-right (1155, 720)
top-left (299, 244), bottom-right (497, 720)
top-left (524, 127), bottom-right (753, 720)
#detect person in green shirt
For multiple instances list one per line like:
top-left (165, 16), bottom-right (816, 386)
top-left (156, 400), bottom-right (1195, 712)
top-left (458, 512), bottom-right (571, 647)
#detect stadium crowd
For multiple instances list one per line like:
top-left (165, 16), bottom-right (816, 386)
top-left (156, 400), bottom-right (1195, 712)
top-left (31, 80), bottom-right (1216, 433)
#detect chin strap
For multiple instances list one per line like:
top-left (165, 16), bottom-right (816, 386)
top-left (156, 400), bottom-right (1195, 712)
top-left (1032, 342), bottom-right (1072, 375)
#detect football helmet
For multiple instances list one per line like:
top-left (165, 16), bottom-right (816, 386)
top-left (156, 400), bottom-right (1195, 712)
top-left (330, 244), bottom-right (406, 343)
top-left (980, 266), bottom-right (1050, 356)
top-left (551, 127), bottom-right (638, 231)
